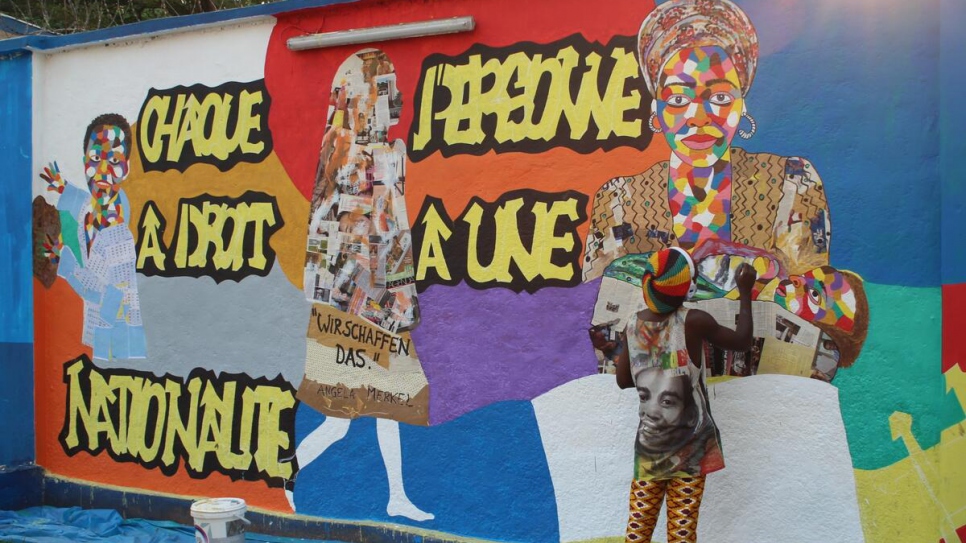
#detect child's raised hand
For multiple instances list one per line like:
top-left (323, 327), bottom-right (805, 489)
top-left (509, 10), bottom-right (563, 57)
top-left (40, 162), bottom-right (66, 194)
top-left (735, 262), bottom-right (757, 296)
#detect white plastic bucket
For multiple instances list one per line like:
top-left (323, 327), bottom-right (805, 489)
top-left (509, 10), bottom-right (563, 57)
top-left (191, 497), bottom-right (250, 543)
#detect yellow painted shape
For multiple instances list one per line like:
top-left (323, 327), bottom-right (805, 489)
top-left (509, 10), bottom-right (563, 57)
top-left (855, 449), bottom-right (942, 542)
top-left (856, 420), bottom-right (966, 542)
top-left (941, 366), bottom-right (966, 535)
top-left (856, 366), bottom-right (966, 543)
top-left (945, 364), bottom-right (966, 415)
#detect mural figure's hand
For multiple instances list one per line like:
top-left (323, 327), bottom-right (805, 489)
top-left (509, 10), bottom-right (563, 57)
top-left (43, 233), bottom-right (64, 264)
top-left (590, 328), bottom-right (618, 354)
top-left (40, 162), bottom-right (66, 194)
top-left (736, 263), bottom-right (757, 297)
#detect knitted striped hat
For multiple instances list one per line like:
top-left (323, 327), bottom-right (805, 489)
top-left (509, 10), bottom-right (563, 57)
top-left (641, 248), bottom-right (695, 314)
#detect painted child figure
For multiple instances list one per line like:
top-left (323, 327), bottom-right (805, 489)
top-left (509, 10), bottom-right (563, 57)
top-left (39, 114), bottom-right (146, 361)
top-left (614, 248), bottom-right (755, 542)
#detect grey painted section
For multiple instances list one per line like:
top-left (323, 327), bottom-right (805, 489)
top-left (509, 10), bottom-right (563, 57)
top-left (98, 263), bottom-right (310, 385)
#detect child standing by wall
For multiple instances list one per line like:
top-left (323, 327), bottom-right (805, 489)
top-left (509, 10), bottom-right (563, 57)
top-left (614, 248), bottom-right (755, 542)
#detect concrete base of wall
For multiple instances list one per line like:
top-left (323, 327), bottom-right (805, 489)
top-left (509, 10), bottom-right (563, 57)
top-left (0, 464), bottom-right (43, 510)
top-left (41, 474), bottom-right (491, 543)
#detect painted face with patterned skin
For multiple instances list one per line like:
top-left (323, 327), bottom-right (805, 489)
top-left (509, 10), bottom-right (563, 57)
top-left (655, 46), bottom-right (744, 168)
top-left (775, 266), bottom-right (857, 332)
top-left (84, 125), bottom-right (129, 198)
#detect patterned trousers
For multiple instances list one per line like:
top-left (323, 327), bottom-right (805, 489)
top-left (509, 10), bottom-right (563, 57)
top-left (624, 476), bottom-right (706, 543)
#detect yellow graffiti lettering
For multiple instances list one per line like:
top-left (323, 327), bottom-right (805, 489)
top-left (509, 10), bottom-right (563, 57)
top-left (136, 203), bottom-right (166, 271)
top-left (435, 54), bottom-right (487, 146)
top-left (237, 90), bottom-right (266, 156)
top-left (138, 193), bottom-right (281, 281)
top-left (496, 49), bottom-right (577, 144)
top-left (126, 379), bottom-right (166, 463)
top-left (411, 65), bottom-right (438, 153)
top-left (139, 94), bottom-right (176, 165)
top-left (411, 43), bottom-right (641, 154)
top-left (465, 200), bottom-right (521, 283)
top-left (248, 385), bottom-right (295, 479)
top-left (162, 377), bottom-right (202, 468)
top-left (176, 200), bottom-right (277, 272)
top-left (464, 197), bottom-right (581, 283)
top-left (195, 92), bottom-right (233, 160)
top-left (64, 359), bottom-right (97, 451)
top-left (413, 191), bottom-right (588, 291)
top-left (415, 200), bottom-right (453, 282)
top-left (169, 94), bottom-right (200, 163)
top-left (563, 48), bottom-right (641, 139)
top-left (61, 356), bottom-right (296, 484)
top-left (530, 199), bottom-right (580, 280)
top-left (137, 81), bottom-right (271, 172)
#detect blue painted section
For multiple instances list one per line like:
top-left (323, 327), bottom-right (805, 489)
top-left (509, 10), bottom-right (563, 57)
top-left (0, 49), bottom-right (37, 500)
top-left (738, 0), bottom-right (940, 288)
top-left (0, 342), bottom-right (35, 468)
top-left (941, 0), bottom-right (966, 284)
top-left (0, 0), bottom-right (358, 55)
top-left (0, 52), bottom-right (33, 345)
top-left (293, 401), bottom-right (559, 543)
top-left (0, 14), bottom-right (49, 36)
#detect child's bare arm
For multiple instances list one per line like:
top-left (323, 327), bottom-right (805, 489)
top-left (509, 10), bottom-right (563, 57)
top-left (615, 335), bottom-right (634, 389)
top-left (687, 263), bottom-right (757, 351)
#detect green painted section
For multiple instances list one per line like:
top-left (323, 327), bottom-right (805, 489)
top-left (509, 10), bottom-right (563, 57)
top-left (836, 283), bottom-right (963, 470)
top-left (59, 211), bottom-right (82, 268)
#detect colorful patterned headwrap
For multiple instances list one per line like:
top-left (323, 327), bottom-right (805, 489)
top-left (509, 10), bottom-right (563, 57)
top-left (642, 248), bottom-right (695, 314)
top-left (638, 0), bottom-right (759, 98)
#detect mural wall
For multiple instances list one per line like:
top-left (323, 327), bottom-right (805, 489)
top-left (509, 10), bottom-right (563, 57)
top-left (25, 0), bottom-right (963, 541)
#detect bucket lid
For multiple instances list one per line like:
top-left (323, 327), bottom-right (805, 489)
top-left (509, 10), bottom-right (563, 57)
top-left (191, 497), bottom-right (247, 516)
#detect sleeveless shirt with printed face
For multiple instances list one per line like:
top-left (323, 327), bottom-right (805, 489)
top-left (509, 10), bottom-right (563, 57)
top-left (625, 307), bottom-right (724, 480)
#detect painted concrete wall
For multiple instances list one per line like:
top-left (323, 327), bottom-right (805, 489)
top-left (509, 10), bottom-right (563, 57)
top-left (3, 0), bottom-right (963, 540)
top-left (0, 48), bottom-right (40, 510)
top-left (0, 50), bottom-right (36, 469)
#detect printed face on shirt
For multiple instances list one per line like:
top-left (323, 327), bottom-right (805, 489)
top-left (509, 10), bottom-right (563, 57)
top-left (84, 125), bottom-right (130, 197)
top-left (636, 368), bottom-right (698, 454)
top-left (656, 46), bottom-right (744, 168)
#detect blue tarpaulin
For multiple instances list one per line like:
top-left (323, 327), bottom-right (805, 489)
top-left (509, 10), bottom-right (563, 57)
top-left (0, 507), bottom-right (336, 542)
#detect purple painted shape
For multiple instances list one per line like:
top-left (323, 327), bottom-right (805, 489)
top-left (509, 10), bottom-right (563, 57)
top-left (413, 279), bottom-right (602, 425)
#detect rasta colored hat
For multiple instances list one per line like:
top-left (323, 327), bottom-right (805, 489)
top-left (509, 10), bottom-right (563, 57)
top-left (637, 0), bottom-right (759, 98)
top-left (641, 248), bottom-right (695, 314)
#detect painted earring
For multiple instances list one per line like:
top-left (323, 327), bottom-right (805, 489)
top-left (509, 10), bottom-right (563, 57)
top-left (738, 112), bottom-right (757, 140)
top-left (649, 113), bottom-right (662, 133)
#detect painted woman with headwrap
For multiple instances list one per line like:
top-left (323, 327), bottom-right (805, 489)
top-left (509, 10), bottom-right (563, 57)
top-left (584, 0), bottom-right (867, 379)
top-left (612, 248), bottom-right (755, 542)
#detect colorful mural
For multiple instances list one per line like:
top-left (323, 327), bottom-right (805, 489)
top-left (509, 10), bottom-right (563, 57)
top-left (21, 0), bottom-right (962, 541)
